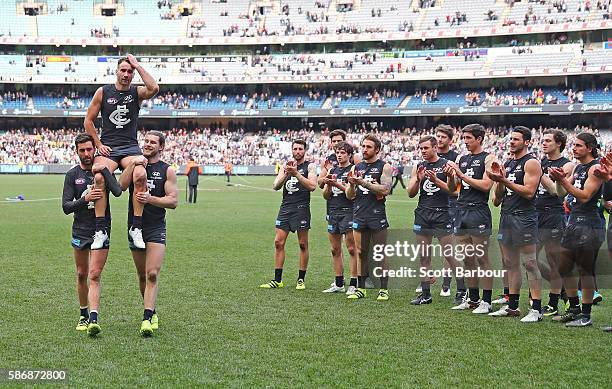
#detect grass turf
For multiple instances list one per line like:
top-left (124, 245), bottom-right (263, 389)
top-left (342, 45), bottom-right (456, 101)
top-left (0, 174), bottom-right (611, 387)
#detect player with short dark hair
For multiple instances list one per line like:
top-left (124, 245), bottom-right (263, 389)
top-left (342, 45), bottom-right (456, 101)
top-left (346, 134), bottom-right (393, 301)
top-left (408, 136), bottom-right (466, 305)
top-left (488, 126), bottom-right (543, 322)
top-left (260, 139), bottom-right (317, 289)
top-left (535, 129), bottom-right (573, 317)
top-left (435, 124), bottom-right (463, 300)
top-left (119, 130), bottom-right (177, 337)
top-left (321, 141), bottom-right (358, 294)
top-left (84, 54), bottom-right (160, 251)
top-left (62, 133), bottom-right (112, 336)
top-left (549, 132), bottom-right (604, 327)
top-left (318, 129), bottom-right (347, 189)
top-left (445, 124), bottom-right (497, 313)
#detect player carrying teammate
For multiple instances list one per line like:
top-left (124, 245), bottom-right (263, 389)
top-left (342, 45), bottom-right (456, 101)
top-left (62, 133), bottom-right (113, 336)
top-left (488, 126), bottom-right (543, 322)
top-left (321, 141), bottom-right (358, 294)
top-left (346, 134), bottom-right (393, 301)
top-left (84, 54), bottom-right (159, 250)
top-left (118, 131), bottom-right (177, 336)
top-left (408, 135), bottom-right (465, 305)
top-left (445, 124), bottom-right (496, 314)
top-left (260, 140), bottom-right (317, 289)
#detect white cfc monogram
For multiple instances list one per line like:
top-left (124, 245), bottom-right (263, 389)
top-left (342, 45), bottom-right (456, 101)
top-left (109, 105), bottom-right (131, 128)
top-left (462, 168), bottom-right (474, 189)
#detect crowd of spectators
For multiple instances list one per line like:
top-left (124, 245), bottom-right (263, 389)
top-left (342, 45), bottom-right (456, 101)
top-left (1, 125), bottom-right (610, 168)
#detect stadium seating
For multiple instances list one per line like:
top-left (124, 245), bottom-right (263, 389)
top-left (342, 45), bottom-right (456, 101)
top-left (0, 0), bottom-right (608, 40)
top-left (1, 87), bottom-right (607, 111)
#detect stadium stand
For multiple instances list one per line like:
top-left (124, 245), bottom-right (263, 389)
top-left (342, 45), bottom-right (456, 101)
top-left (2, 125), bottom-right (610, 166)
top-left (1, 0), bottom-right (608, 39)
top-left (0, 86), bottom-right (608, 110)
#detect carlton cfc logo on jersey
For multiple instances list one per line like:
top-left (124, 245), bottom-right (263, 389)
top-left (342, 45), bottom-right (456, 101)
top-left (109, 105), bottom-right (131, 128)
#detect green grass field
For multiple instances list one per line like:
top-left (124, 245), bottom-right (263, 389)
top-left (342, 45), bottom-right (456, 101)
top-left (1, 174), bottom-right (611, 387)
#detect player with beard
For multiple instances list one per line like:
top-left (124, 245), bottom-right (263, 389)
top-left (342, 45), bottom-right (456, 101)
top-left (84, 54), bottom-right (159, 251)
top-left (118, 131), bottom-right (177, 336)
top-left (549, 132), bottom-right (604, 327)
top-left (321, 142), bottom-right (358, 294)
top-left (488, 126), bottom-right (543, 322)
top-left (260, 140), bottom-right (317, 289)
top-left (62, 133), bottom-right (112, 336)
top-left (346, 135), bottom-right (393, 301)
top-left (407, 136), bottom-right (466, 305)
top-left (535, 129), bottom-right (573, 317)
top-left (445, 124), bottom-right (496, 314)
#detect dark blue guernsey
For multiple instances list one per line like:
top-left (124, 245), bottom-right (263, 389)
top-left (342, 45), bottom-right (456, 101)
top-left (282, 161), bottom-right (311, 208)
top-left (62, 165), bottom-right (110, 230)
top-left (501, 153), bottom-right (538, 214)
top-left (327, 164), bottom-right (353, 213)
top-left (100, 84), bottom-right (140, 148)
top-left (536, 156), bottom-right (570, 211)
top-left (326, 153), bottom-right (338, 167)
top-left (438, 150), bottom-right (459, 208)
top-left (324, 153), bottom-right (339, 213)
top-left (417, 157), bottom-right (449, 210)
top-left (457, 151), bottom-right (489, 207)
top-left (128, 161), bottom-right (170, 226)
top-left (569, 159), bottom-right (602, 217)
top-left (354, 159), bottom-right (387, 218)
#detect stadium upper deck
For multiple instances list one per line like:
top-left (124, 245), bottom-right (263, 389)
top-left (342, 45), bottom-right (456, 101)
top-left (0, 44), bottom-right (610, 84)
top-left (0, 0), bottom-right (609, 46)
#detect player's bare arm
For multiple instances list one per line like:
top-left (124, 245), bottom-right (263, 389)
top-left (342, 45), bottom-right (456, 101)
top-left (346, 167), bottom-right (357, 200)
top-left (272, 165), bottom-right (289, 190)
top-left (407, 165), bottom-right (422, 198)
top-left (498, 159), bottom-right (541, 199)
top-left (360, 163), bottom-right (392, 196)
top-left (318, 159), bottom-right (333, 189)
top-left (84, 87), bottom-right (109, 155)
top-left (135, 167), bottom-right (178, 209)
top-left (128, 54), bottom-right (160, 101)
top-left (552, 164), bottom-right (603, 204)
top-left (541, 161), bottom-right (575, 196)
top-left (292, 163), bottom-right (317, 192)
top-left (425, 169), bottom-right (451, 194)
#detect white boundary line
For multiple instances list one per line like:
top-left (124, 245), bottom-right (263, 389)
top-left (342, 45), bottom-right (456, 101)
top-left (0, 197), bottom-right (61, 203)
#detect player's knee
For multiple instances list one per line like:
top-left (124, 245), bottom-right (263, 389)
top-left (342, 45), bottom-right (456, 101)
top-left (146, 270), bottom-right (159, 284)
top-left (347, 245), bottom-right (356, 257)
top-left (522, 253), bottom-right (541, 280)
top-left (77, 270), bottom-right (88, 284)
top-left (299, 241), bottom-right (308, 252)
top-left (331, 246), bottom-right (342, 258)
top-left (274, 238), bottom-right (285, 250)
top-left (94, 172), bottom-right (105, 188)
top-left (89, 268), bottom-right (102, 283)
